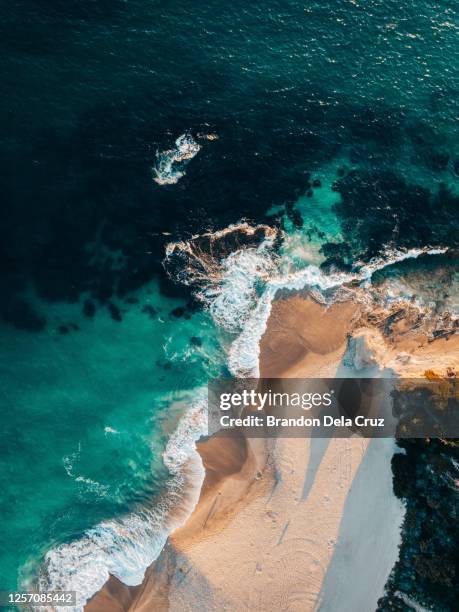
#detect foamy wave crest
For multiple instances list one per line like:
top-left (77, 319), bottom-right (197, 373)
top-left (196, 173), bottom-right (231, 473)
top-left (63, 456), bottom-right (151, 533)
top-left (153, 133), bottom-right (201, 185)
top-left (35, 391), bottom-right (207, 611)
top-left (356, 247), bottom-right (448, 284)
top-left (204, 242), bottom-right (278, 332)
top-left (227, 264), bottom-right (354, 376)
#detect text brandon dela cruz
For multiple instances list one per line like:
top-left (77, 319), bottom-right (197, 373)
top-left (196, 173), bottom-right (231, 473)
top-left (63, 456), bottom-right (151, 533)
top-left (219, 414), bottom-right (385, 428)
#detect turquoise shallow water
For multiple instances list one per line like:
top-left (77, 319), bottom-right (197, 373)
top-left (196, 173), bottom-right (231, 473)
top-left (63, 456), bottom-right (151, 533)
top-left (0, 281), bottom-right (223, 591)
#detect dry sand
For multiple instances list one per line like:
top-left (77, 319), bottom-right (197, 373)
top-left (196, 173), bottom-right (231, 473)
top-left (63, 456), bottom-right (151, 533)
top-left (87, 292), bottom-right (458, 612)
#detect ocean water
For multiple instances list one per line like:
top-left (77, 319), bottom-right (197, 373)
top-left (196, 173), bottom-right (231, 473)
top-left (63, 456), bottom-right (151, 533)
top-left (1, 0), bottom-right (458, 609)
top-left (0, 281), bottom-right (222, 593)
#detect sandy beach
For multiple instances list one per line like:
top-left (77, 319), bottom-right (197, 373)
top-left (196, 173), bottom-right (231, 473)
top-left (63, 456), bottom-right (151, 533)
top-left (87, 291), bottom-right (458, 612)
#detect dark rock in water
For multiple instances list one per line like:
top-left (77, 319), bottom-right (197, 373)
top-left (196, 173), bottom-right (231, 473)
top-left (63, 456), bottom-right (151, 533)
top-left (116, 256), bottom-right (159, 298)
top-left (190, 336), bottom-right (202, 347)
top-left (142, 304), bottom-right (158, 319)
top-left (378, 437), bottom-right (459, 611)
top-left (94, 275), bottom-right (115, 303)
top-left (155, 358), bottom-right (172, 370)
top-left (428, 151), bottom-right (450, 171)
top-left (58, 325), bottom-right (69, 334)
top-left (164, 223), bottom-right (278, 294)
top-left (83, 299), bottom-right (96, 318)
top-left (108, 302), bottom-right (122, 322)
top-left (291, 209), bottom-right (303, 228)
top-left (0, 297), bottom-right (46, 332)
top-left (320, 256), bottom-right (353, 273)
top-left (286, 204), bottom-right (303, 228)
top-left (453, 159), bottom-right (459, 176)
top-left (306, 189), bottom-right (313, 198)
top-left (189, 225), bottom-right (273, 262)
top-left (337, 166), bottom-right (347, 177)
top-left (157, 268), bottom-right (191, 300)
top-left (321, 242), bottom-right (353, 270)
top-left (186, 298), bottom-right (201, 314)
top-left (170, 306), bottom-right (185, 318)
top-left (332, 169), bottom-right (459, 260)
top-left (33, 261), bottom-right (84, 303)
top-left (312, 178), bottom-right (322, 188)
top-left (124, 297), bottom-right (139, 304)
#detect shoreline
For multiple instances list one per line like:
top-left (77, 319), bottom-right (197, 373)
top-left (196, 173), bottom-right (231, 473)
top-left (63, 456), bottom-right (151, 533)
top-left (87, 292), bottom-right (458, 612)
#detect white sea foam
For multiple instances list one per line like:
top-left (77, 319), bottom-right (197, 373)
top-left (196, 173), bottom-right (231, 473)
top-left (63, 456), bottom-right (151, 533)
top-left (35, 392), bottom-right (207, 610)
top-left (153, 133), bottom-right (201, 185)
top-left (204, 242), bottom-right (278, 333)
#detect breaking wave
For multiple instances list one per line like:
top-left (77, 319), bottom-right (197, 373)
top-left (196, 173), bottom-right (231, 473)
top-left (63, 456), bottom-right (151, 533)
top-left (34, 392), bottom-right (207, 610)
top-left (153, 133), bottom-right (201, 185)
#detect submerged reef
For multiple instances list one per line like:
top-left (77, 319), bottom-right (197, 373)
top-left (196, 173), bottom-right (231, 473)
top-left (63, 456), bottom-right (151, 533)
top-left (2, 80), bottom-right (458, 331)
top-left (323, 171), bottom-right (459, 267)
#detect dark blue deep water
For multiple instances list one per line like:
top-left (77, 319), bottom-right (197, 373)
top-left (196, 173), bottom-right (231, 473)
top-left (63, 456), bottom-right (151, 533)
top-left (0, 1), bottom-right (458, 609)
